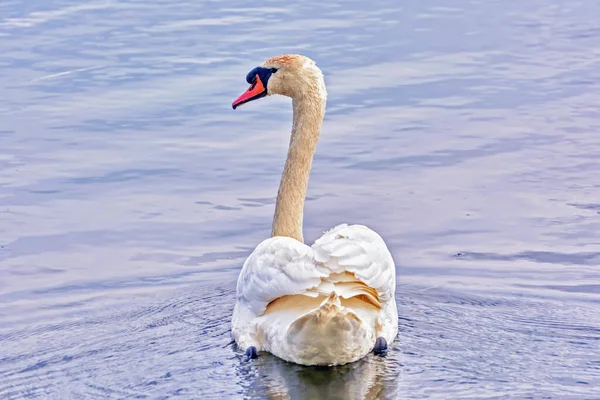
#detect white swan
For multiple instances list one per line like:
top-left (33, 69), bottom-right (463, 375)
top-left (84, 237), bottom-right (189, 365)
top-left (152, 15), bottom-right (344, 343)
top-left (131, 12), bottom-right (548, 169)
top-left (231, 54), bottom-right (398, 366)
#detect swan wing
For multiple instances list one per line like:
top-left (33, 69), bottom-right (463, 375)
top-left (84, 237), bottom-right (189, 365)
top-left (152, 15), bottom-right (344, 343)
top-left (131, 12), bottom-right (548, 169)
top-left (236, 236), bottom-right (328, 316)
top-left (311, 224), bottom-right (396, 302)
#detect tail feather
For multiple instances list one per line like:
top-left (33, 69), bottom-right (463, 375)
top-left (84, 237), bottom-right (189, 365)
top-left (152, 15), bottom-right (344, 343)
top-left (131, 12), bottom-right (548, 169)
top-left (285, 292), bottom-right (373, 365)
top-left (259, 274), bottom-right (382, 365)
top-left (304, 272), bottom-right (381, 309)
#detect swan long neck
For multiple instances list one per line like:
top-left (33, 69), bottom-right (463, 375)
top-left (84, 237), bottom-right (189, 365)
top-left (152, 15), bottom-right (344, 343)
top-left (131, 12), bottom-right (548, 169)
top-left (272, 92), bottom-right (326, 242)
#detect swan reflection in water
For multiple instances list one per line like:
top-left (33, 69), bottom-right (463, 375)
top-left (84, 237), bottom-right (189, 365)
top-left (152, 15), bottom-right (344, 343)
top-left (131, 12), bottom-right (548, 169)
top-left (235, 348), bottom-right (400, 400)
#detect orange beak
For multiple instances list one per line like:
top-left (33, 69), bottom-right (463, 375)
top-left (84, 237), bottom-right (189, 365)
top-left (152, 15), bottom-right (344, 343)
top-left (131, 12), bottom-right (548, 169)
top-left (232, 74), bottom-right (266, 109)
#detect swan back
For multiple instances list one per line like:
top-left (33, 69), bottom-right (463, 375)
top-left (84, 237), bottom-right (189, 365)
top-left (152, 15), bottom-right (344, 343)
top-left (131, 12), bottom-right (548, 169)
top-left (232, 224), bottom-right (398, 366)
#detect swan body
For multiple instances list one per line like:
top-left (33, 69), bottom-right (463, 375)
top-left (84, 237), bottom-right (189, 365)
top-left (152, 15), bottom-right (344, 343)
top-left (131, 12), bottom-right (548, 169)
top-left (231, 55), bottom-right (398, 366)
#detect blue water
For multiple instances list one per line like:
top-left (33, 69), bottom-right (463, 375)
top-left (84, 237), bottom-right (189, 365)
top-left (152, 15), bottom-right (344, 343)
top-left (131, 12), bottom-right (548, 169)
top-left (1, 0), bottom-right (600, 398)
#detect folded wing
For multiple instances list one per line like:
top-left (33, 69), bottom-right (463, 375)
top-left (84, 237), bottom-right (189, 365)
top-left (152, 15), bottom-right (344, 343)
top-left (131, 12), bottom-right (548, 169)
top-left (311, 224), bottom-right (396, 303)
top-left (237, 224), bottom-right (396, 317)
top-left (236, 236), bottom-right (328, 316)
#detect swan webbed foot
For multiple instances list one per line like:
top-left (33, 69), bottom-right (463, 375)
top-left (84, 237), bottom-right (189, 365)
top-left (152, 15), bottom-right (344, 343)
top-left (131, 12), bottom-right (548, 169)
top-left (245, 346), bottom-right (258, 360)
top-left (373, 337), bottom-right (387, 356)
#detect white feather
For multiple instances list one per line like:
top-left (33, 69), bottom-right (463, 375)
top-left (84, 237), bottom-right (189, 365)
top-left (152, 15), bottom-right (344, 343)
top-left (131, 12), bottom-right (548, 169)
top-left (236, 236), bottom-right (328, 315)
top-left (232, 224), bottom-right (398, 366)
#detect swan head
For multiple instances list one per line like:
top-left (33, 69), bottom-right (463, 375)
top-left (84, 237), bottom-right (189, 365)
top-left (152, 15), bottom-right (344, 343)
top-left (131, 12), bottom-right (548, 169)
top-left (232, 54), bottom-right (326, 109)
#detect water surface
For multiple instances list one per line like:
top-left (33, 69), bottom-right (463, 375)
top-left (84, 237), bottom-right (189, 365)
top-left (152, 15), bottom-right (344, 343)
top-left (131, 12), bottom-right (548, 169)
top-left (1, 0), bottom-right (599, 398)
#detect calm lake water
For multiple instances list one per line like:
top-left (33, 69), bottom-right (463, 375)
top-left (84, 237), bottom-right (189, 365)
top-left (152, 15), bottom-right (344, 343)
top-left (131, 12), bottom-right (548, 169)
top-left (1, 0), bottom-right (600, 399)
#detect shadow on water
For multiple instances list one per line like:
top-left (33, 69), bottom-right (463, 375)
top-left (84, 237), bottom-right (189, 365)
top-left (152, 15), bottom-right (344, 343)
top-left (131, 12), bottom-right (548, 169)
top-left (235, 347), bottom-right (400, 400)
